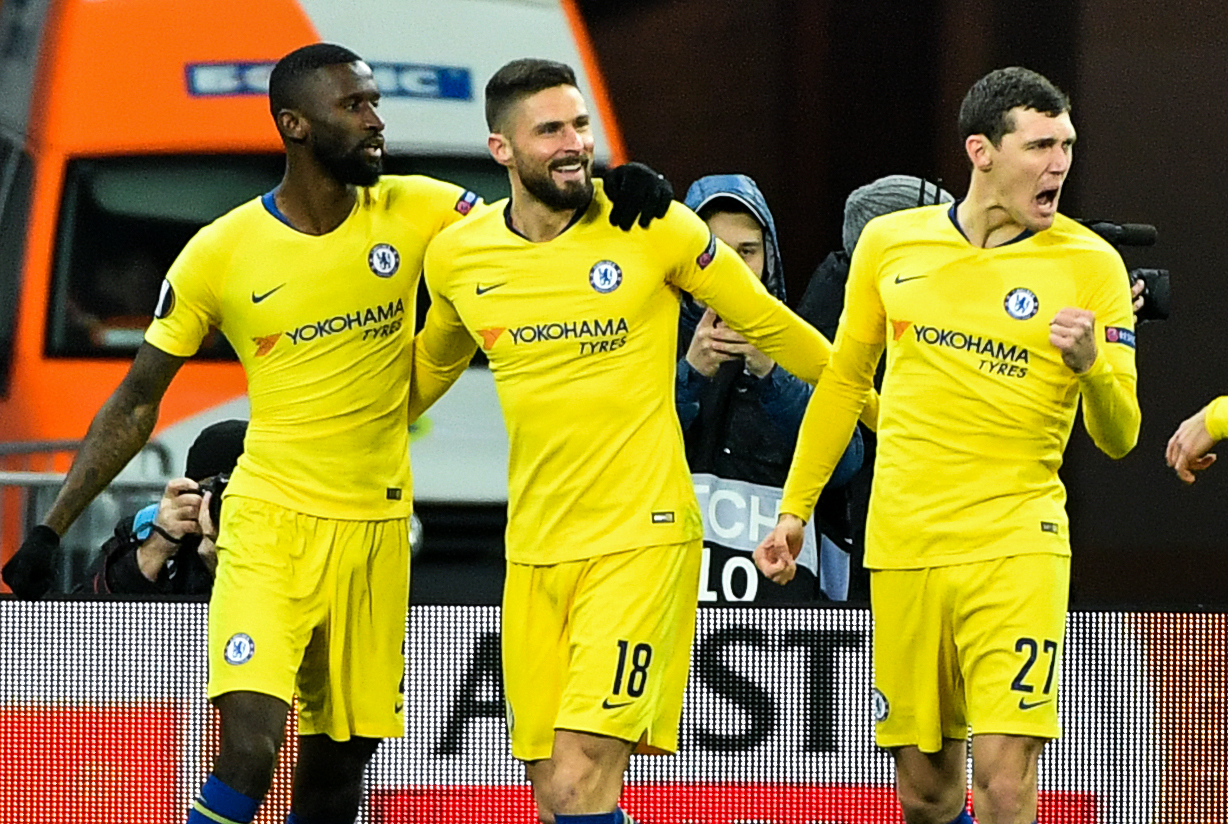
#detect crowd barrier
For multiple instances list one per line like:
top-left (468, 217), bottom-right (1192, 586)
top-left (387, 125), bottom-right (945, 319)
top-left (0, 602), bottom-right (1223, 823)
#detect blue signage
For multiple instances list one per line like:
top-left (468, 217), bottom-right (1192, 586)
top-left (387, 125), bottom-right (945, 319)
top-left (186, 61), bottom-right (472, 101)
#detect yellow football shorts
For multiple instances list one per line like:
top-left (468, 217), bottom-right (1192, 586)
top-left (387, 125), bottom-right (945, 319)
top-left (208, 496), bottom-right (411, 740)
top-left (870, 552), bottom-right (1069, 753)
top-left (502, 540), bottom-right (702, 762)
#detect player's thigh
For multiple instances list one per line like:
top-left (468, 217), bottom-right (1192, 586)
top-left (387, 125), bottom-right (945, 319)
top-left (502, 558), bottom-right (580, 762)
top-left (209, 497), bottom-right (328, 704)
top-left (297, 516), bottom-right (411, 740)
top-left (870, 568), bottom-right (967, 753)
top-left (956, 553), bottom-right (1069, 740)
top-left (558, 540), bottom-right (702, 754)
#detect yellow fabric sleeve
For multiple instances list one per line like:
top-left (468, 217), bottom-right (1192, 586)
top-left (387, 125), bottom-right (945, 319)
top-left (677, 237), bottom-right (832, 384)
top-left (407, 274), bottom-right (477, 423)
top-left (780, 333), bottom-right (883, 520)
top-left (1076, 347), bottom-right (1140, 459)
top-left (1205, 396), bottom-right (1228, 441)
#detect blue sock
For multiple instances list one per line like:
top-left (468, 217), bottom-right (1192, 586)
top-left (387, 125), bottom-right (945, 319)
top-left (945, 809), bottom-right (975, 824)
top-left (185, 774), bottom-right (260, 824)
top-left (555, 811), bottom-right (627, 824)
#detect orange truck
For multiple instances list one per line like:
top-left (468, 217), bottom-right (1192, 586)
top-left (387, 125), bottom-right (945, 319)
top-left (0, 0), bottom-right (624, 583)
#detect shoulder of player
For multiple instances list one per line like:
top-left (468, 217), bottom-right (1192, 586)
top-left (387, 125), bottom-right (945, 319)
top-left (424, 198), bottom-right (506, 262)
top-left (1040, 214), bottom-right (1127, 273)
top-left (585, 180), bottom-right (703, 241)
top-left (1045, 213), bottom-right (1122, 255)
top-left (173, 196), bottom-right (266, 265)
top-left (859, 204), bottom-right (945, 249)
top-left (368, 174), bottom-right (473, 211)
top-left (201, 195), bottom-right (267, 235)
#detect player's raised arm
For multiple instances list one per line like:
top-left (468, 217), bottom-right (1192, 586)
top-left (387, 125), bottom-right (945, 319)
top-left (682, 229), bottom-right (831, 382)
top-left (2, 342), bottom-right (186, 597)
top-left (668, 210), bottom-right (879, 430)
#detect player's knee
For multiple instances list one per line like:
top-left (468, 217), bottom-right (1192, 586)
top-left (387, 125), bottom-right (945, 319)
top-left (896, 780), bottom-right (967, 824)
top-left (547, 756), bottom-right (620, 812)
top-left (299, 736), bottom-right (378, 788)
top-left (214, 730), bottom-right (282, 797)
top-left (971, 771), bottom-right (1031, 822)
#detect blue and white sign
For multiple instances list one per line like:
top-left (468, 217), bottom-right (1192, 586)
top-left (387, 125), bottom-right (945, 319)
top-left (186, 61), bottom-right (471, 100)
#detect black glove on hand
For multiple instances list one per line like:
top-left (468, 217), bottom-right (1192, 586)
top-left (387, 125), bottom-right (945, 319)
top-left (603, 162), bottom-right (672, 231)
top-left (2, 525), bottom-right (61, 598)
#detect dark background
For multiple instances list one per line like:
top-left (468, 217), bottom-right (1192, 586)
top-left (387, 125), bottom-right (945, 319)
top-left (571, 0), bottom-right (1228, 609)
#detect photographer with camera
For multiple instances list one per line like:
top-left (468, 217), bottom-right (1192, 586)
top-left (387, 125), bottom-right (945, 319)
top-left (80, 419), bottom-right (245, 596)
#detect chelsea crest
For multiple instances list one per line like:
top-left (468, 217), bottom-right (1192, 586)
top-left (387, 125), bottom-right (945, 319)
top-left (589, 260), bottom-right (623, 293)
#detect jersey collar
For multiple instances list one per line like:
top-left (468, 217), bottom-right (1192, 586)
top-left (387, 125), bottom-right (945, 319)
top-left (502, 194), bottom-right (591, 241)
top-left (947, 199), bottom-right (1035, 247)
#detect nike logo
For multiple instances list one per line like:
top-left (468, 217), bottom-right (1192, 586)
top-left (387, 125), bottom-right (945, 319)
top-left (475, 283), bottom-right (506, 295)
top-left (894, 274), bottom-right (927, 284)
top-left (1018, 697), bottom-right (1052, 710)
top-left (251, 284), bottom-right (286, 303)
top-left (602, 699), bottom-right (633, 710)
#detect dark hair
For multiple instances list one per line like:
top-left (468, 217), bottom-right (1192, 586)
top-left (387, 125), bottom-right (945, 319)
top-left (958, 66), bottom-right (1070, 146)
top-left (268, 42), bottom-right (364, 119)
top-left (485, 58), bottom-right (577, 132)
top-left (696, 197), bottom-right (760, 226)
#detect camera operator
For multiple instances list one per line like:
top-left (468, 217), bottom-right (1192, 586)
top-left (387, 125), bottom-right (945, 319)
top-left (79, 419), bottom-right (246, 596)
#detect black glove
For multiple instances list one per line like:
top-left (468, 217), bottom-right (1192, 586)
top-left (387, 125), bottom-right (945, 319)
top-left (2, 525), bottom-right (61, 598)
top-left (603, 162), bottom-right (673, 231)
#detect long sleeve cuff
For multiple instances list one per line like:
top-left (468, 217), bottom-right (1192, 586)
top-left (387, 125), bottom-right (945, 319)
top-left (1205, 396), bottom-right (1228, 441)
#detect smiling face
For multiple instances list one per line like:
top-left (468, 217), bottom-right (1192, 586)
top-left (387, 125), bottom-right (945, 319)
top-left (978, 106), bottom-right (1076, 234)
top-left (488, 84), bottom-right (595, 211)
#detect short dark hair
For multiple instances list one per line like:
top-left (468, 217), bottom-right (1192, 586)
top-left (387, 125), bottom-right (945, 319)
top-left (696, 197), bottom-right (759, 226)
top-left (268, 42), bottom-right (364, 119)
top-left (958, 66), bottom-right (1070, 146)
top-left (485, 58), bottom-right (577, 132)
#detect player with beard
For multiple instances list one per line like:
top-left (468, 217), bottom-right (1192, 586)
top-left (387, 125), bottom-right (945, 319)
top-left (407, 59), bottom-right (838, 824)
top-left (0, 44), bottom-right (672, 824)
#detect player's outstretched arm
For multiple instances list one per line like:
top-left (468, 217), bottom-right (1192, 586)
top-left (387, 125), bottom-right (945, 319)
top-left (753, 514), bottom-right (805, 585)
top-left (1, 342), bottom-right (185, 597)
top-left (1167, 398), bottom-right (1226, 484)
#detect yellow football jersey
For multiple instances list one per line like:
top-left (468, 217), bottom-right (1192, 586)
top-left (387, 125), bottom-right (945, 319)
top-left (415, 181), bottom-right (832, 565)
top-left (781, 206), bottom-right (1140, 568)
top-left (146, 175), bottom-right (477, 519)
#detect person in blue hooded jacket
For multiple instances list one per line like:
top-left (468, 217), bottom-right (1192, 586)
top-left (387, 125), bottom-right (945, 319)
top-left (676, 173), bottom-right (862, 602)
